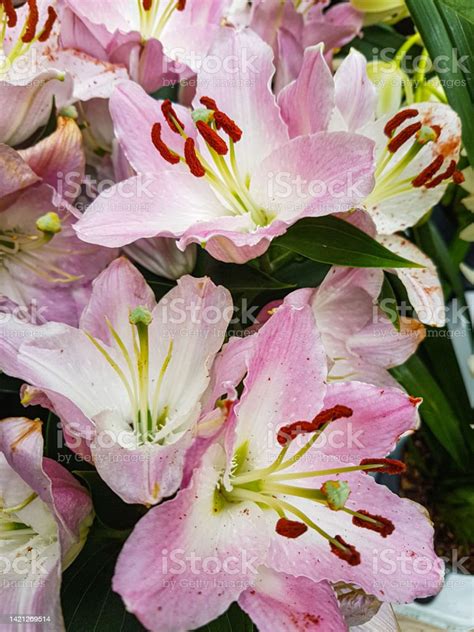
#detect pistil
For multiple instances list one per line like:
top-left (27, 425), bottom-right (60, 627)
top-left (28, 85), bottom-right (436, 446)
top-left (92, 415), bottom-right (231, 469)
top-left (368, 109), bottom-right (463, 207)
top-left (151, 98), bottom-right (271, 227)
top-left (222, 404), bottom-right (402, 565)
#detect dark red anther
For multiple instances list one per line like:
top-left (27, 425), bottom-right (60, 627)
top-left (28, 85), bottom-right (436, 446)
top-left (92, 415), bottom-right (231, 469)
top-left (161, 99), bottom-right (185, 134)
top-left (214, 111), bottom-right (243, 143)
top-left (277, 405), bottom-right (353, 447)
top-left (276, 518), bottom-right (308, 539)
top-left (384, 109), bottom-right (419, 138)
top-left (184, 138), bottom-right (205, 178)
top-left (412, 155), bottom-right (444, 188)
top-left (352, 510), bottom-right (395, 538)
top-left (196, 121), bottom-right (228, 155)
top-left (453, 170), bottom-right (465, 184)
top-left (38, 6), bottom-right (57, 42)
top-left (200, 96), bottom-right (218, 111)
top-left (360, 458), bottom-right (406, 475)
top-left (1, 0), bottom-right (17, 27)
top-left (330, 536), bottom-right (361, 566)
top-left (142, 0), bottom-right (152, 10)
top-left (387, 122), bottom-right (422, 153)
top-left (151, 123), bottom-right (180, 165)
top-left (177, 0), bottom-right (186, 10)
top-left (21, 0), bottom-right (39, 44)
top-left (425, 159), bottom-right (457, 189)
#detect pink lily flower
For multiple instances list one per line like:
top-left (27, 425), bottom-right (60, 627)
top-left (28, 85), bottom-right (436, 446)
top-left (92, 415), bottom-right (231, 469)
top-left (0, 416), bottom-right (93, 631)
top-left (312, 266), bottom-right (426, 387)
top-left (227, 0), bottom-right (363, 91)
top-left (113, 291), bottom-right (442, 631)
top-left (279, 46), bottom-right (463, 325)
top-left (75, 29), bottom-right (376, 264)
top-left (0, 117), bottom-right (117, 325)
top-left (0, 0), bottom-right (127, 146)
top-left (0, 258), bottom-right (233, 505)
top-left (58, 0), bottom-right (230, 94)
top-left (254, 265), bottom-right (426, 387)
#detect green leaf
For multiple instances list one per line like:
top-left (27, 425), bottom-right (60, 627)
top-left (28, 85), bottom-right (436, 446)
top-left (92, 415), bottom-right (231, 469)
top-left (391, 355), bottom-right (469, 468)
top-left (276, 217), bottom-right (422, 268)
top-left (62, 526), bottom-right (144, 632)
top-left (341, 24), bottom-right (408, 60)
top-left (208, 263), bottom-right (295, 292)
top-left (76, 471), bottom-right (146, 531)
top-left (0, 373), bottom-right (22, 395)
top-left (378, 274), bottom-right (401, 331)
top-left (195, 604), bottom-right (255, 632)
top-left (406, 0), bottom-right (474, 166)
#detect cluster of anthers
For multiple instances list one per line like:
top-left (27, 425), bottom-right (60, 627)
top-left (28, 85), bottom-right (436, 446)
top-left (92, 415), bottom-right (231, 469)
top-left (86, 306), bottom-right (176, 448)
top-left (0, 0), bottom-right (57, 72)
top-left (151, 98), bottom-right (271, 226)
top-left (366, 108), bottom-right (465, 207)
top-left (139, 0), bottom-right (186, 40)
top-left (221, 404), bottom-right (414, 566)
top-left (0, 212), bottom-right (79, 284)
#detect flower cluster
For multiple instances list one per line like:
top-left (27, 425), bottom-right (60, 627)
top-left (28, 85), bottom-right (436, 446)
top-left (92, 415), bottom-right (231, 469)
top-left (0, 0), bottom-right (468, 630)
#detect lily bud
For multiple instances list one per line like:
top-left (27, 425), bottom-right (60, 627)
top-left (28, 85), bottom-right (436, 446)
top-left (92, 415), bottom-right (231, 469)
top-left (350, 0), bottom-right (408, 25)
top-left (366, 60), bottom-right (408, 117)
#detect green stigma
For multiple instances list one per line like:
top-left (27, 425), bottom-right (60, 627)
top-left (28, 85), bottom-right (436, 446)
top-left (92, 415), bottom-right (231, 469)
top-left (36, 212), bottom-right (62, 235)
top-left (129, 306), bottom-right (153, 326)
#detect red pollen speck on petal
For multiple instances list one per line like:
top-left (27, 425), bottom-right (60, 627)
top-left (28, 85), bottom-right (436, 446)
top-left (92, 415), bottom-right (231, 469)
top-left (412, 155), bottom-right (444, 188)
top-left (384, 109), bottom-right (419, 138)
top-left (330, 536), bottom-right (361, 566)
top-left (214, 111), bottom-right (243, 143)
top-left (360, 458), bottom-right (406, 475)
top-left (352, 510), bottom-right (395, 538)
top-left (1, 0), bottom-right (17, 27)
top-left (161, 100), bottom-right (185, 134)
top-left (21, 0), bottom-right (39, 44)
top-left (387, 122), bottom-right (422, 153)
top-left (38, 6), bottom-right (57, 42)
top-left (151, 123), bottom-right (180, 165)
top-left (196, 121), bottom-right (228, 155)
top-left (425, 159), bottom-right (457, 189)
top-left (184, 138), bottom-right (205, 178)
top-left (275, 518), bottom-right (308, 539)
